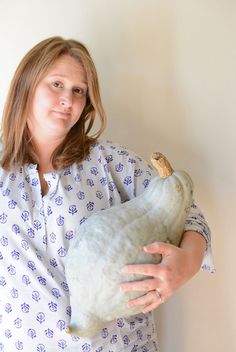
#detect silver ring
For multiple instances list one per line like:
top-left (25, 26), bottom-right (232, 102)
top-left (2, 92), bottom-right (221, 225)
top-left (156, 288), bottom-right (162, 302)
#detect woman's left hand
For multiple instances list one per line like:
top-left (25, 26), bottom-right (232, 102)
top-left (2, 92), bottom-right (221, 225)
top-left (120, 231), bottom-right (206, 313)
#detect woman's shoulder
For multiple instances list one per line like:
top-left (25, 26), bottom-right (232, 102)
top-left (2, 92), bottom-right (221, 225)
top-left (87, 139), bottom-right (156, 176)
top-left (88, 139), bottom-right (147, 162)
top-left (89, 139), bottom-right (128, 154)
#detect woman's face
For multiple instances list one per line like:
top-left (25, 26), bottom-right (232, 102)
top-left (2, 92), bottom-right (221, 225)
top-left (28, 54), bottom-right (88, 143)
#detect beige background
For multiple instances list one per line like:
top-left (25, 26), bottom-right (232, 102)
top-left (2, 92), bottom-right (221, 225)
top-left (0, 1), bottom-right (235, 351)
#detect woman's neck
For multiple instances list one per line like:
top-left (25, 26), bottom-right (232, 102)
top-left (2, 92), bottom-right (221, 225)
top-left (32, 137), bottom-right (63, 173)
top-left (35, 145), bottom-right (56, 196)
top-left (30, 136), bottom-right (64, 196)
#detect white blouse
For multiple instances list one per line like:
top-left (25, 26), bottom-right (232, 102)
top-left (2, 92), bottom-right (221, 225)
top-left (0, 141), bottom-right (214, 352)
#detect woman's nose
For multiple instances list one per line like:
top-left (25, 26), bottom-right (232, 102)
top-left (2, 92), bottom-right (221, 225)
top-left (59, 92), bottom-right (72, 108)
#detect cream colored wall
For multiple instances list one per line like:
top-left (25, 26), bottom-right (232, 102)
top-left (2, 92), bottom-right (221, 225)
top-left (0, 1), bottom-right (235, 351)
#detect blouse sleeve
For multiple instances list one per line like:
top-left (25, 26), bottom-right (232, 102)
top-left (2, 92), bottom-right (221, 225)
top-left (184, 200), bottom-right (215, 273)
top-left (101, 141), bottom-right (156, 202)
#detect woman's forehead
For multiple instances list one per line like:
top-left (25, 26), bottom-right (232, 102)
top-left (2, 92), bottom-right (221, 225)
top-left (43, 55), bottom-right (87, 84)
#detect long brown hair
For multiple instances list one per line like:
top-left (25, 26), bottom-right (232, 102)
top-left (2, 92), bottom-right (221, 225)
top-left (0, 36), bottom-right (106, 170)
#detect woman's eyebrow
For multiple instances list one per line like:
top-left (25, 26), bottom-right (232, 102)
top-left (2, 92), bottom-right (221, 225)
top-left (48, 73), bottom-right (88, 86)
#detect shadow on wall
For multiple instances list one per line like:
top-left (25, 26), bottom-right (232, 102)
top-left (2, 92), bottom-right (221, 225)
top-left (96, 6), bottom-right (210, 187)
top-left (90, 7), bottom-right (186, 159)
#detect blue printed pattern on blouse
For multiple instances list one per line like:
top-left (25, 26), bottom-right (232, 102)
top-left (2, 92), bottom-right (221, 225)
top-left (0, 141), bottom-right (213, 351)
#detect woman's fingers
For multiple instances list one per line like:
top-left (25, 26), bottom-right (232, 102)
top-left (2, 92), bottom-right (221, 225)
top-left (126, 290), bottom-right (164, 313)
top-left (120, 241), bottom-right (191, 314)
top-left (144, 241), bottom-right (175, 256)
top-left (120, 278), bottom-right (159, 292)
top-left (121, 263), bottom-right (158, 277)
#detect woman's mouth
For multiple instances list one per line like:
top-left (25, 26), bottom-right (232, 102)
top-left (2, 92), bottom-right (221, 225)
top-left (52, 110), bottom-right (71, 118)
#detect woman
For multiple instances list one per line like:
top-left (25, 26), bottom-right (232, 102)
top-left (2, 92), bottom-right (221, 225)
top-left (0, 36), bottom-right (213, 351)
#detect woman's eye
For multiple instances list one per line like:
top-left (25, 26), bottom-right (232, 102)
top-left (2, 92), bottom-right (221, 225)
top-left (52, 81), bottom-right (62, 88)
top-left (74, 87), bottom-right (86, 95)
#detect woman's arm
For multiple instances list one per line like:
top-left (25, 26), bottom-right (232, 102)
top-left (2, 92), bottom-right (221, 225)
top-left (120, 231), bottom-right (207, 314)
top-left (179, 230), bottom-right (206, 273)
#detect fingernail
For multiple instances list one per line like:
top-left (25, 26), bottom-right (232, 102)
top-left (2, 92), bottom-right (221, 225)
top-left (144, 242), bottom-right (159, 250)
top-left (144, 244), bottom-right (152, 250)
